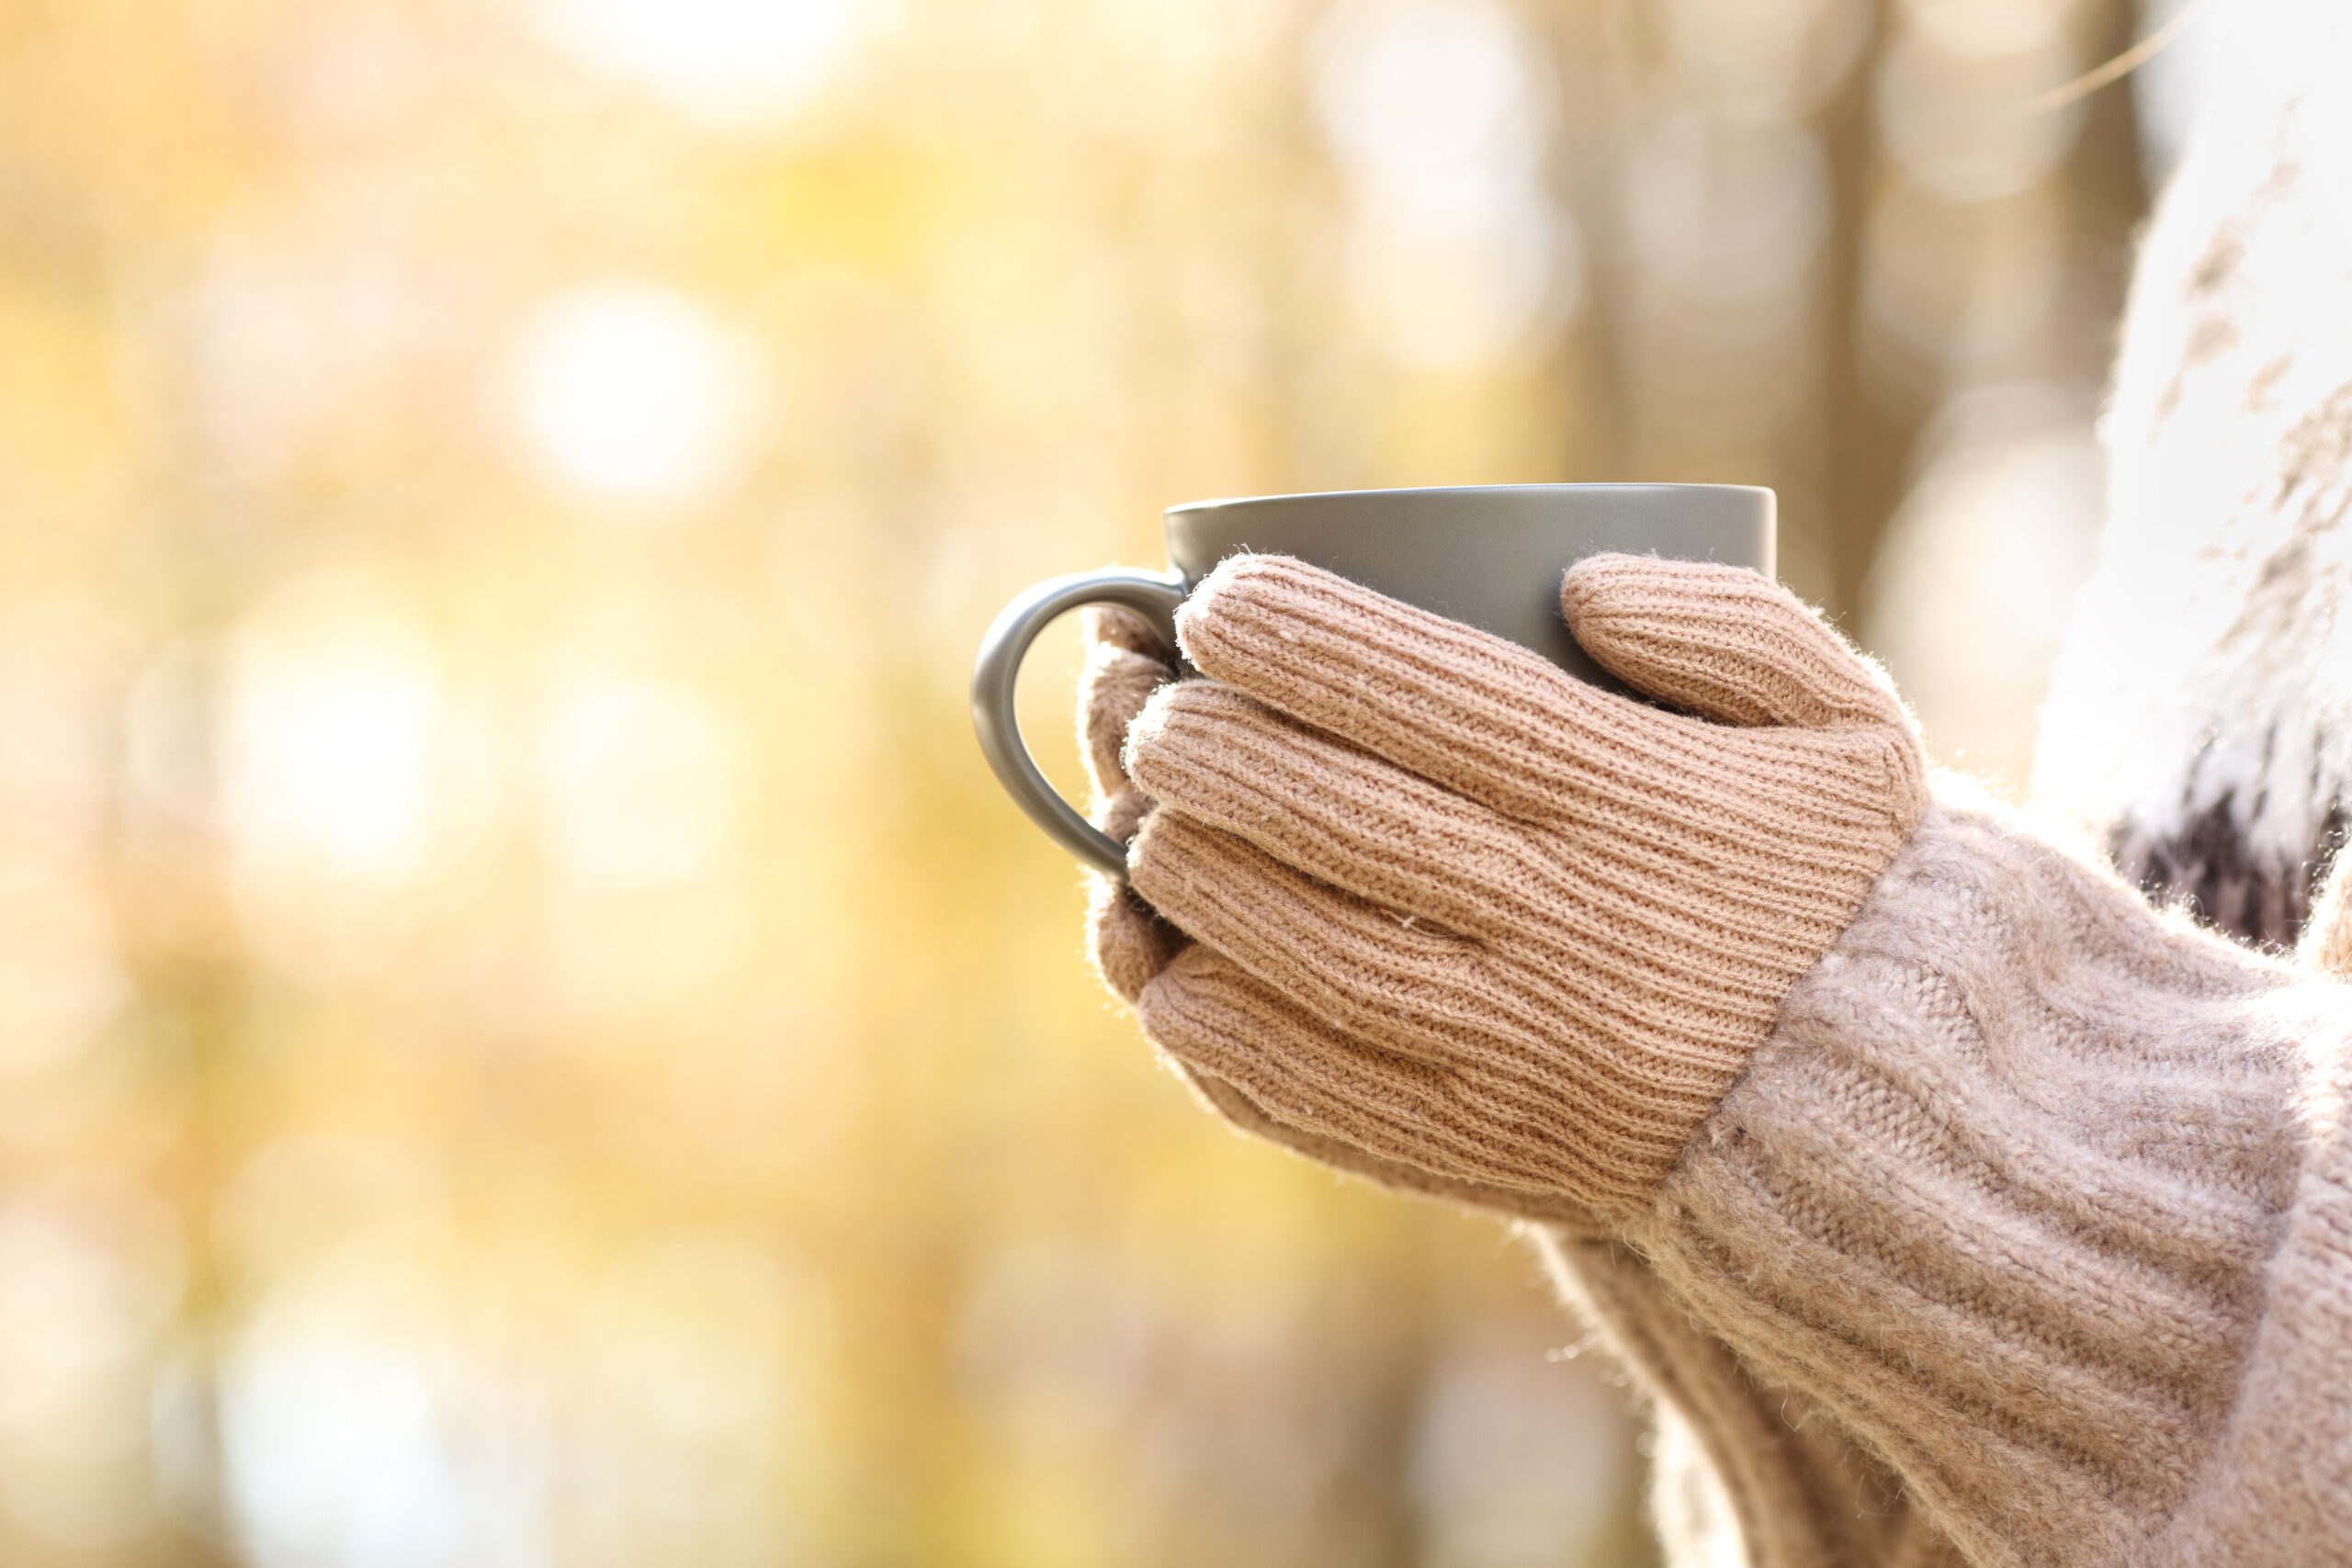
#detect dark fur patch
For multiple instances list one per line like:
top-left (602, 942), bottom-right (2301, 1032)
top-left (2112, 799), bottom-right (2348, 949)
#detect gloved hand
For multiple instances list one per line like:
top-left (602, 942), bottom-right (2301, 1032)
top-left (1077, 553), bottom-right (2352, 1566)
top-left (1083, 551), bottom-right (1928, 1222)
top-left (1074, 596), bottom-right (1573, 1218)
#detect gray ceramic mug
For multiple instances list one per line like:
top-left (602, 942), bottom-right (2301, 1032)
top-left (972, 483), bottom-right (1776, 874)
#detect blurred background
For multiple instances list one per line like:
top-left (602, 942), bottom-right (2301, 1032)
top-left (0, 0), bottom-right (2211, 1563)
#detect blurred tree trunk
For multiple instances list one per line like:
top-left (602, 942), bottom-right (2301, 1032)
top-left (1812, 0), bottom-right (1917, 623)
top-left (2058, 0), bottom-right (2155, 389)
top-left (1550, 0), bottom-right (2151, 622)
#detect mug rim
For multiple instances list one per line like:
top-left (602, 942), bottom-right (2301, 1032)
top-left (1165, 481), bottom-right (1770, 517)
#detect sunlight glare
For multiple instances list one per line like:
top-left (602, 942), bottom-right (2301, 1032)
top-left (508, 284), bottom-right (766, 513)
top-left (1312, 0), bottom-right (1542, 194)
top-left (530, 0), bottom-right (865, 130)
top-left (0, 1180), bottom-right (183, 1435)
top-left (1313, 0), bottom-right (1573, 368)
top-left (220, 1244), bottom-right (545, 1568)
top-left (225, 597), bottom-right (458, 889)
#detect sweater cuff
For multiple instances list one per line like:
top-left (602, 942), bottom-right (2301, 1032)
top-left (1629, 804), bottom-right (2318, 1566)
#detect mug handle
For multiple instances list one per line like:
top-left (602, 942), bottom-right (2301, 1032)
top-left (972, 566), bottom-right (1187, 876)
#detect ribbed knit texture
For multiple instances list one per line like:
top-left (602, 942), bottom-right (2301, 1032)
top-left (1077, 605), bottom-right (1188, 1004)
top-left (1624, 803), bottom-right (2334, 1567)
top-left (1077, 602), bottom-right (1607, 1227)
top-left (1547, 1234), bottom-right (1952, 1568)
top-left (1105, 552), bottom-right (1925, 1216)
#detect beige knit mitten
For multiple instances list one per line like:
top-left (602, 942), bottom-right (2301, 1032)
top-left (1078, 602), bottom-right (1603, 1221)
top-left (1104, 552), bottom-right (1926, 1221)
top-left (1077, 605), bottom-right (1190, 1004)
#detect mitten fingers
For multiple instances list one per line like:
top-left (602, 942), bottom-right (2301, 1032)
top-left (1125, 681), bottom-right (1546, 940)
top-left (1175, 554), bottom-right (1713, 824)
top-left (1086, 872), bottom-right (1186, 1005)
top-left (1134, 806), bottom-right (1785, 1071)
top-left (1080, 606), bottom-right (1176, 800)
top-left (1128, 680), bottom-right (1921, 946)
top-left (1561, 554), bottom-right (1911, 735)
top-left (1130, 807), bottom-right (1482, 1065)
top-left (1078, 606), bottom-right (1184, 1003)
top-left (1141, 947), bottom-right (1632, 1201)
top-left (1170, 554), bottom-right (1917, 841)
top-left (1180, 1062), bottom-right (1606, 1229)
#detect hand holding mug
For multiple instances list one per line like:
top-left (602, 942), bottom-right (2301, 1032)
top-left (973, 484), bottom-right (1776, 874)
top-left (1071, 546), bottom-right (1927, 1221)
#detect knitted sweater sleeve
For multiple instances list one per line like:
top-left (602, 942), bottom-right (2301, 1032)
top-left (1544, 1232), bottom-right (1962, 1568)
top-left (2154, 1023), bottom-right (2352, 1560)
top-left (1622, 802), bottom-right (2352, 1568)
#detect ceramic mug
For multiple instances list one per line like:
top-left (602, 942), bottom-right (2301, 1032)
top-left (972, 483), bottom-right (1776, 874)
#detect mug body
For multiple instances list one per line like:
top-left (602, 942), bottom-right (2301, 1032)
top-left (1162, 483), bottom-right (1774, 690)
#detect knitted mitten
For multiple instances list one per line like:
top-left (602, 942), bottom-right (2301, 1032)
top-left (1078, 599), bottom-right (1622, 1226)
top-left (1076, 605), bottom-right (1189, 1004)
top-left (1113, 552), bottom-right (1926, 1221)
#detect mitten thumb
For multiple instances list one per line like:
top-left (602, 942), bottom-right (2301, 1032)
top-left (1562, 555), bottom-right (1910, 735)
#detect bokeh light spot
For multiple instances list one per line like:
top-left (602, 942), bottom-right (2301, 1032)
top-left (220, 1242), bottom-right (545, 1568)
top-left (529, 0), bottom-right (865, 130)
top-left (1313, 0), bottom-right (1573, 368)
top-left (1345, 203), bottom-right (1578, 371)
top-left (0, 1179), bottom-right (184, 1435)
top-left (506, 285), bottom-right (766, 513)
top-left (1312, 0), bottom-right (1539, 190)
top-left (225, 593), bottom-right (461, 888)
top-left (1863, 385), bottom-right (2104, 786)
top-left (1628, 112), bottom-right (1829, 308)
